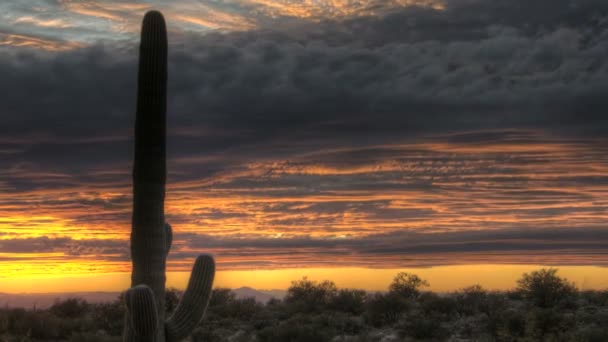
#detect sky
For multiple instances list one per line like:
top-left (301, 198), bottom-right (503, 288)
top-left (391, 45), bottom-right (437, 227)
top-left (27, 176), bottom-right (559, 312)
top-left (1, 0), bottom-right (608, 292)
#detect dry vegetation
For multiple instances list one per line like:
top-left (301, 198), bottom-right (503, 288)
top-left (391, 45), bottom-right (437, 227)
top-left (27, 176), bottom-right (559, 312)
top-left (1, 268), bottom-right (607, 342)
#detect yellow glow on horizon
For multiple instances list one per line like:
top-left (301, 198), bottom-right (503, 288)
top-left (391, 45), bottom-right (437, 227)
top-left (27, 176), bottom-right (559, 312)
top-left (1, 265), bottom-right (607, 294)
top-left (210, 265), bottom-right (608, 292)
top-left (1, 130), bottom-right (607, 297)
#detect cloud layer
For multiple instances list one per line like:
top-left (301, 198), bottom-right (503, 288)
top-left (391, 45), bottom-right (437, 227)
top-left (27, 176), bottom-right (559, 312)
top-left (0, 0), bottom-right (607, 274)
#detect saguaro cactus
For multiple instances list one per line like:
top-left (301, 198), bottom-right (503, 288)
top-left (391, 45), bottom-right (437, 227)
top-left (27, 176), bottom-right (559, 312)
top-left (124, 11), bottom-right (215, 342)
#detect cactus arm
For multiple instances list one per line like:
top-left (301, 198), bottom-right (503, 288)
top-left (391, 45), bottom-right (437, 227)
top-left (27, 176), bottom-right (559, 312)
top-left (165, 255), bottom-right (215, 342)
top-left (125, 285), bottom-right (159, 341)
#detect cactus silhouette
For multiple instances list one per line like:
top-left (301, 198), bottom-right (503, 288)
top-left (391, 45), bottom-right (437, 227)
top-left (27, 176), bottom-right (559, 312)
top-left (123, 11), bottom-right (215, 342)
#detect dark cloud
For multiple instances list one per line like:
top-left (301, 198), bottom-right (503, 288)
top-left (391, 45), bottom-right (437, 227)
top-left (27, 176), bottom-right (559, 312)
top-left (177, 227), bottom-right (608, 251)
top-left (1, 0), bottom-right (606, 148)
top-left (169, 227), bottom-right (608, 267)
top-left (2, 227), bottom-right (608, 269)
top-left (0, 236), bottom-right (126, 259)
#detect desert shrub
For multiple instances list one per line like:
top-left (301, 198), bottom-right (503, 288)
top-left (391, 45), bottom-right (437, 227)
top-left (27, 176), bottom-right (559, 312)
top-left (92, 300), bottom-right (124, 336)
top-left (575, 324), bottom-right (608, 342)
top-left (329, 289), bottom-right (367, 314)
top-left (258, 324), bottom-right (333, 342)
top-left (50, 297), bottom-right (89, 319)
top-left (334, 332), bottom-right (384, 342)
top-left (68, 332), bottom-right (121, 342)
top-left (516, 268), bottom-right (577, 308)
top-left (206, 288), bottom-right (237, 320)
top-left (453, 285), bottom-right (487, 316)
top-left (0, 309), bottom-right (8, 335)
top-left (209, 288), bottom-right (236, 307)
top-left (4, 270), bottom-right (608, 341)
top-left (205, 289), bottom-right (263, 322)
top-left (580, 290), bottom-right (608, 306)
top-left (57, 316), bottom-right (95, 340)
top-left (250, 299), bottom-right (284, 329)
top-left (499, 308), bottom-right (527, 339)
top-left (284, 277), bottom-right (338, 313)
top-left (483, 294), bottom-right (509, 339)
top-left (505, 289), bottom-right (525, 301)
top-left (398, 313), bottom-right (450, 340)
top-left (418, 292), bottom-right (457, 319)
top-left (192, 325), bottom-right (234, 342)
top-left (228, 297), bottom-right (264, 320)
top-left (364, 292), bottom-right (408, 327)
top-left (263, 297), bottom-right (285, 316)
top-left (526, 307), bottom-right (576, 340)
top-left (453, 315), bottom-right (490, 340)
top-left (27, 311), bottom-right (62, 339)
top-left (388, 272), bottom-right (429, 300)
top-left (257, 314), bottom-right (336, 342)
top-left (6, 308), bottom-right (29, 336)
top-left (325, 312), bottom-right (365, 336)
top-left (165, 287), bottom-right (182, 314)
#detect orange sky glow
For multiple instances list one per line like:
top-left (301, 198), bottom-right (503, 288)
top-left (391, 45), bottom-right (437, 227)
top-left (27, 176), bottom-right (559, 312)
top-left (1, 265), bottom-right (608, 293)
top-left (2, 133), bottom-right (608, 292)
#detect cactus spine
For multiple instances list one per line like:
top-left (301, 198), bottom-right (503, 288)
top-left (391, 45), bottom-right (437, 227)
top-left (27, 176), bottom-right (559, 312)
top-left (124, 11), bottom-right (215, 342)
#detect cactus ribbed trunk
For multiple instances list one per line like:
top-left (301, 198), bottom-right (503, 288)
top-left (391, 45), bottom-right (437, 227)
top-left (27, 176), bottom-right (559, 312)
top-left (129, 10), bottom-right (168, 342)
top-left (124, 11), bottom-right (215, 342)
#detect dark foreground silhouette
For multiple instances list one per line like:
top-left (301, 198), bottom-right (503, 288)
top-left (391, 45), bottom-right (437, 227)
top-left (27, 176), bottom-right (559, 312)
top-left (1, 268), bottom-right (606, 342)
top-left (126, 10), bottom-right (215, 342)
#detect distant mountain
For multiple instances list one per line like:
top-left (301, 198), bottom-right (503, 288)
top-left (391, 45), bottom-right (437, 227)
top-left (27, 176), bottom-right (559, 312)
top-left (232, 287), bottom-right (286, 303)
top-left (0, 288), bottom-right (287, 308)
top-left (0, 292), bottom-right (120, 309)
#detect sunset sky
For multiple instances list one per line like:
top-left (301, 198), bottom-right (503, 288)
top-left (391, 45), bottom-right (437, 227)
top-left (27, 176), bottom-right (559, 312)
top-left (1, 0), bottom-right (608, 292)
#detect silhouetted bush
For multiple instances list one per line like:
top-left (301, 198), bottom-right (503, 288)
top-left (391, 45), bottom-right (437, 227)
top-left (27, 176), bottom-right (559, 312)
top-left (483, 292), bottom-right (509, 339)
top-left (205, 288), bottom-right (264, 322)
top-left (25, 311), bottom-right (61, 339)
top-left (191, 325), bottom-right (234, 342)
top-left (209, 288), bottom-right (235, 307)
top-left (398, 312), bottom-right (450, 340)
top-left (0, 269), bottom-right (600, 341)
top-left (284, 277), bottom-right (338, 313)
top-left (454, 284), bottom-right (487, 316)
top-left (49, 297), bottom-right (89, 319)
top-left (576, 324), bottom-right (608, 342)
top-left (418, 292), bottom-right (457, 318)
top-left (68, 332), bottom-right (120, 342)
top-left (581, 290), bottom-right (608, 306)
top-left (517, 268), bottom-right (577, 308)
top-left (330, 289), bottom-right (367, 314)
top-left (502, 308), bottom-right (527, 338)
top-left (388, 272), bottom-right (429, 300)
top-left (257, 314), bottom-right (336, 342)
top-left (325, 312), bottom-right (365, 336)
top-left (227, 297), bottom-right (264, 320)
top-left (165, 287), bottom-right (182, 314)
top-left (0, 309), bottom-right (8, 335)
top-left (364, 292), bottom-right (408, 327)
top-left (6, 308), bottom-right (29, 336)
top-left (92, 300), bottom-right (124, 336)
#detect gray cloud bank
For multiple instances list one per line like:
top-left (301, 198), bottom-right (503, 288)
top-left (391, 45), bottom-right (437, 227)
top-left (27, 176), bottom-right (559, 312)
top-left (2, 0), bottom-right (607, 148)
top-left (3, 227), bottom-right (608, 268)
